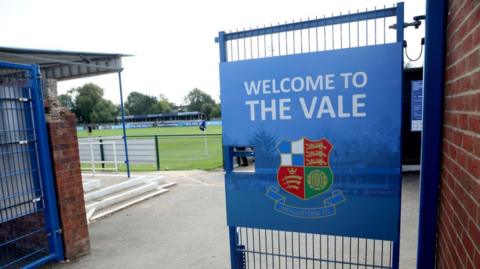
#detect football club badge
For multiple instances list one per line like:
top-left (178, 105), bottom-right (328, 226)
top-left (266, 138), bottom-right (345, 218)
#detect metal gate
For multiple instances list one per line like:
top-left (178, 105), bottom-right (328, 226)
top-left (0, 62), bottom-right (64, 268)
top-left (217, 3), bottom-right (404, 269)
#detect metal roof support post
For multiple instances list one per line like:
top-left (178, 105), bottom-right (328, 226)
top-left (118, 71), bottom-right (131, 178)
top-left (416, 0), bottom-right (447, 268)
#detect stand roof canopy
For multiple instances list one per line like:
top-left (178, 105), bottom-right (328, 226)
top-left (0, 46), bottom-right (130, 81)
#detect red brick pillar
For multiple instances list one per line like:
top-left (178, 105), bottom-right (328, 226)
top-left (44, 78), bottom-right (90, 260)
top-left (436, 0), bottom-right (480, 268)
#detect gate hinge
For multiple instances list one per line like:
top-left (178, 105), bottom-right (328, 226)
top-left (18, 98), bottom-right (29, 102)
top-left (31, 197), bottom-right (42, 203)
top-left (19, 140), bottom-right (29, 145)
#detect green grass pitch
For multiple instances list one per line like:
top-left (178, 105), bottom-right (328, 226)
top-left (78, 126), bottom-right (223, 171)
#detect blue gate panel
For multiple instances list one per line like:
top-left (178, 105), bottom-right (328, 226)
top-left (221, 43), bottom-right (403, 241)
top-left (0, 62), bottom-right (63, 268)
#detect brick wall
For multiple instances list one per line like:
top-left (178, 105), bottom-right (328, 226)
top-left (436, 0), bottom-right (480, 268)
top-left (47, 109), bottom-right (90, 260)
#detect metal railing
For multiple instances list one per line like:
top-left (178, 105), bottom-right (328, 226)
top-left (78, 134), bottom-right (223, 172)
top-left (234, 228), bottom-right (393, 269)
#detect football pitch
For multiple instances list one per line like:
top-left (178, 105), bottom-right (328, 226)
top-left (78, 126), bottom-right (223, 171)
top-left (77, 125), bottom-right (222, 137)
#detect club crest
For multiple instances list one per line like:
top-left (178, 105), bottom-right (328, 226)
top-left (277, 138), bottom-right (334, 200)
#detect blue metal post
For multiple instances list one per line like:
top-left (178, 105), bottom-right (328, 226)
top-left (218, 30), bottom-right (239, 269)
top-left (118, 71), bottom-right (131, 178)
top-left (31, 65), bottom-right (65, 261)
top-left (416, 0), bottom-right (447, 268)
top-left (391, 3), bottom-right (404, 269)
top-left (218, 31), bottom-right (227, 62)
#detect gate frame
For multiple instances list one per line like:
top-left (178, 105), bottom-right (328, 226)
top-left (216, 3), bottom-right (405, 269)
top-left (0, 61), bottom-right (64, 268)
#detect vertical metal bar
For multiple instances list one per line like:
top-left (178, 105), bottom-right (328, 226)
top-left (89, 138), bottom-right (96, 176)
top-left (357, 10), bottom-right (360, 47)
top-left (278, 231), bottom-right (281, 268)
top-left (348, 11), bottom-right (351, 48)
top-left (257, 31), bottom-right (260, 58)
top-left (277, 25), bottom-right (281, 56)
top-left (263, 27), bottom-right (267, 58)
top-left (391, 3), bottom-right (405, 269)
top-left (384, 5), bottom-right (387, 44)
top-left (327, 236), bottom-right (329, 269)
top-left (155, 135), bottom-right (160, 171)
top-left (417, 1), bottom-right (447, 268)
top-left (374, 7), bottom-right (377, 45)
top-left (373, 239), bottom-right (376, 267)
top-left (30, 65), bottom-right (64, 261)
top-left (366, 8), bottom-right (369, 46)
top-left (341, 237), bottom-right (344, 268)
top-left (229, 226), bottom-right (239, 269)
top-left (324, 15), bottom-right (327, 50)
top-left (270, 25), bottom-right (274, 56)
top-left (258, 229), bottom-right (262, 268)
top-left (113, 141), bottom-right (118, 172)
top-left (99, 139), bottom-right (105, 169)
top-left (243, 29), bottom-right (247, 60)
top-left (300, 21), bottom-right (304, 53)
top-left (246, 227), bottom-right (250, 267)
top-left (292, 21), bottom-right (296, 54)
top-left (117, 71), bottom-right (130, 178)
top-left (396, 3), bottom-right (404, 43)
top-left (315, 17), bottom-right (319, 52)
top-left (251, 28), bottom-right (254, 59)
top-left (340, 12), bottom-right (343, 49)
top-left (331, 14), bottom-right (334, 49)
top-left (252, 228), bottom-right (256, 268)
top-left (218, 31), bottom-right (227, 63)
top-left (271, 230), bottom-right (274, 269)
top-left (285, 231), bottom-right (288, 269)
top-left (285, 23), bottom-right (288, 54)
top-left (312, 234), bottom-right (315, 269)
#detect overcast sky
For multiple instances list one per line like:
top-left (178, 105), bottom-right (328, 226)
top-left (0, 0), bottom-right (425, 105)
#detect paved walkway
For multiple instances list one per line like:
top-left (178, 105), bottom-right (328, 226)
top-left (47, 171), bottom-right (419, 269)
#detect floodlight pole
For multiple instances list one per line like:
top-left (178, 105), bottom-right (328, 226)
top-left (118, 71), bottom-right (131, 178)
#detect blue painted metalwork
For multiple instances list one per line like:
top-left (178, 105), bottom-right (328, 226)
top-left (217, 3), bottom-right (405, 269)
top-left (117, 71), bottom-right (131, 178)
top-left (0, 61), bottom-right (64, 268)
top-left (416, 0), bottom-right (447, 268)
top-left (392, 4), bottom-right (404, 269)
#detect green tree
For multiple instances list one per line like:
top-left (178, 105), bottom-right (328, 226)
top-left (201, 103), bottom-right (213, 120)
top-left (67, 83), bottom-right (119, 123)
top-left (156, 94), bottom-right (172, 113)
top-left (184, 88), bottom-right (216, 113)
top-left (90, 99), bottom-right (117, 123)
top-left (58, 93), bottom-right (74, 110)
top-left (210, 104), bottom-right (221, 118)
top-left (125, 91), bottom-right (159, 115)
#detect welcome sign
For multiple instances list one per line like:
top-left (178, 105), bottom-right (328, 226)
top-left (220, 43), bottom-right (403, 240)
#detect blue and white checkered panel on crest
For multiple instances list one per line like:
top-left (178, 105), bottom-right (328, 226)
top-left (279, 138), bottom-right (304, 167)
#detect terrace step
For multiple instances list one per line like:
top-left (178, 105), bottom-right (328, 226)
top-left (82, 179), bottom-right (101, 193)
top-left (84, 175), bottom-right (164, 203)
top-left (86, 181), bottom-right (177, 222)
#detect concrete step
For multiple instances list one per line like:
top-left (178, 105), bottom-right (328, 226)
top-left (85, 182), bottom-right (159, 212)
top-left (82, 179), bottom-right (101, 193)
top-left (87, 181), bottom-right (177, 222)
top-left (90, 189), bottom-right (169, 221)
top-left (84, 175), bottom-right (164, 203)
